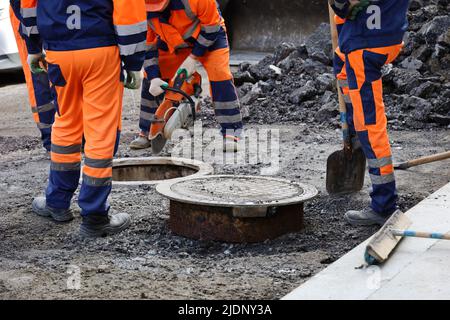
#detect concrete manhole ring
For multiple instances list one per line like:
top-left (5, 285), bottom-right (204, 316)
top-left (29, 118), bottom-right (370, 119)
top-left (157, 175), bottom-right (319, 243)
top-left (112, 157), bottom-right (214, 187)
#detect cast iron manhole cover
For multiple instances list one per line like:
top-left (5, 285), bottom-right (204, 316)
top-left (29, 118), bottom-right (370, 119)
top-left (157, 175), bottom-right (317, 207)
top-left (157, 175), bottom-right (318, 243)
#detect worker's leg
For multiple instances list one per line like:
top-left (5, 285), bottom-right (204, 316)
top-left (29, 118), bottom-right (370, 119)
top-left (78, 46), bottom-right (124, 216)
top-left (199, 42), bottom-right (243, 137)
top-left (345, 45), bottom-right (402, 216)
top-left (10, 7), bottom-right (55, 151)
top-left (44, 51), bottom-right (84, 210)
top-left (134, 50), bottom-right (186, 138)
top-left (138, 77), bottom-right (158, 136)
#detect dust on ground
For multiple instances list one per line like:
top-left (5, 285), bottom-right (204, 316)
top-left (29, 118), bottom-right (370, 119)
top-left (0, 74), bottom-right (449, 299)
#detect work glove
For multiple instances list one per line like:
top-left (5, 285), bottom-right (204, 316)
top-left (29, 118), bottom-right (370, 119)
top-left (175, 54), bottom-right (197, 80)
top-left (149, 77), bottom-right (168, 97)
top-left (348, 0), bottom-right (370, 21)
top-left (124, 70), bottom-right (143, 90)
top-left (27, 53), bottom-right (47, 74)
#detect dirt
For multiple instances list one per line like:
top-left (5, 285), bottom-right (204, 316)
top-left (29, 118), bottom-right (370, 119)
top-left (0, 72), bottom-right (449, 299)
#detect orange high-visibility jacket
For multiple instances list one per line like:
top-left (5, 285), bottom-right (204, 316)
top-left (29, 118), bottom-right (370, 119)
top-left (21, 0), bottom-right (147, 71)
top-left (144, 0), bottom-right (227, 79)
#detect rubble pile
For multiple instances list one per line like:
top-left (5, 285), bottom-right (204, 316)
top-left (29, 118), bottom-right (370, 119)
top-left (233, 0), bottom-right (450, 129)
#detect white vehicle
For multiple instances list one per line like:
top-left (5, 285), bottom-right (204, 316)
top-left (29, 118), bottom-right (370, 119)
top-left (0, 0), bottom-right (21, 72)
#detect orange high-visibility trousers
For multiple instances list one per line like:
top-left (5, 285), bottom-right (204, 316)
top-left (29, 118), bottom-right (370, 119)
top-left (139, 46), bottom-right (242, 137)
top-left (345, 44), bottom-right (403, 215)
top-left (9, 6), bottom-right (54, 151)
top-left (45, 46), bottom-right (123, 216)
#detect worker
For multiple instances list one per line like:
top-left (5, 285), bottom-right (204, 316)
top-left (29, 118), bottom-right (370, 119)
top-left (21, 0), bottom-right (147, 236)
top-left (9, 0), bottom-right (54, 152)
top-left (130, 0), bottom-right (243, 152)
top-left (329, 0), bottom-right (410, 226)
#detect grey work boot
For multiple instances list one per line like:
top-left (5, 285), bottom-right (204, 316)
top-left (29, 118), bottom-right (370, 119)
top-left (344, 207), bottom-right (393, 226)
top-left (223, 135), bottom-right (240, 153)
top-left (130, 135), bottom-right (151, 150)
top-left (79, 212), bottom-right (131, 237)
top-left (32, 197), bottom-right (74, 222)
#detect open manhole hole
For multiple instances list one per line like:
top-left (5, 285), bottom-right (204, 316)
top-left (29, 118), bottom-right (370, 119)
top-left (112, 157), bottom-right (214, 187)
top-left (157, 175), bottom-right (318, 243)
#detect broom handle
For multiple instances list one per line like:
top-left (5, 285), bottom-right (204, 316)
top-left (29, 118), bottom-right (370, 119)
top-left (395, 151), bottom-right (450, 170)
top-left (392, 229), bottom-right (450, 240)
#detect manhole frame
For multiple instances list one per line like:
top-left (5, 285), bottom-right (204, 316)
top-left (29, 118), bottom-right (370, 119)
top-left (112, 157), bottom-right (214, 187)
top-left (156, 175), bottom-right (319, 209)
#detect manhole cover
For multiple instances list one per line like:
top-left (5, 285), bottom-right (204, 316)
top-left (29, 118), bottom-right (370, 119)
top-left (112, 157), bottom-right (213, 187)
top-left (157, 175), bottom-right (318, 243)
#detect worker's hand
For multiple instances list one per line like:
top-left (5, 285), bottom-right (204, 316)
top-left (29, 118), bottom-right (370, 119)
top-left (175, 54), bottom-right (197, 79)
top-left (27, 53), bottom-right (47, 74)
top-left (348, 0), bottom-right (370, 20)
top-left (124, 70), bottom-right (143, 90)
top-left (149, 77), bottom-right (168, 97)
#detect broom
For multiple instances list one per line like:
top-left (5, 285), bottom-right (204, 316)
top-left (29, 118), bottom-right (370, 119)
top-left (365, 210), bottom-right (450, 265)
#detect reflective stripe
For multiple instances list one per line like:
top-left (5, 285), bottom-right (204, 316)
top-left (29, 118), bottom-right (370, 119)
top-left (214, 101), bottom-right (240, 110)
top-left (51, 144), bottom-right (81, 154)
top-left (148, 20), bottom-right (155, 31)
top-left (141, 98), bottom-right (157, 108)
top-left (51, 161), bottom-right (81, 172)
top-left (119, 41), bottom-right (147, 56)
top-left (83, 174), bottom-right (112, 187)
top-left (175, 43), bottom-right (190, 50)
top-left (370, 173), bottom-right (395, 185)
top-left (140, 111), bottom-right (154, 121)
top-left (338, 79), bottom-right (349, 88)
top-left (183, 20), bottom-right (200, 40)
top-left (343, 94), bottom-right (352, 104)
top-left (367, 156), bottom-right (393, 169)
top-left (144, 58), bottom-right (158, 68)
top-left (201, 25), bottom-right (221, 33)
top-left (216, 114), bottom-right (243, 124)
top-left (330, 0), bottom-right (347, 10)
top-left (22, 25), bottom-right (39, 36)
top-left (147, 44), bottom-right (157, 51)
top-left (37, 122), bottom-right (52, 129)
top-left (114, 21), bottom-right (147, 37)
top-left (21, 7), bottom-right (37, 18)
top-left (84, 157), bottom-right (113, 169)
top-left (197, 34), bottom-right (214, 47)
top-left (33, 103), bottom-right (54, 114)
top-left (180, 0), bottom-right (197, 21)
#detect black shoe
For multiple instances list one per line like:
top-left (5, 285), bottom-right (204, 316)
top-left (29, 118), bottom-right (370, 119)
top-left (79, 212), bottom-right (131, 237)
top-left (32, 197), bottom-right (74, 222)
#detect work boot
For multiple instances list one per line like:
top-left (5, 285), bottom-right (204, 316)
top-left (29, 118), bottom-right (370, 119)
top-left (130, 135), bottom-right (151, 150)
top-left (223, 135), bottom-right (240, 153)
top-left (344, 207), bottom-right (393, 226)
top-left (32, 197), bottom-right (74, 222)
top-left (79, 212), bottom-right (131, 237)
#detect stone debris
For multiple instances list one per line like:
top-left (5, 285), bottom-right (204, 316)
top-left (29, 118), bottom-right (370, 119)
top-left (233, 0), bottom-right (450, 129)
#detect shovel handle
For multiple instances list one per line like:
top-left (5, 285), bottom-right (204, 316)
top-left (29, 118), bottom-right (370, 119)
top-left (395, 151), bottom-right (450, 170)
top-left (329, 5), bottom-right (351, 155)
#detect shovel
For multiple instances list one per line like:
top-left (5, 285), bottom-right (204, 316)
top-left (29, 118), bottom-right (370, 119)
top-left (326, 5), bottom-right (366, 195)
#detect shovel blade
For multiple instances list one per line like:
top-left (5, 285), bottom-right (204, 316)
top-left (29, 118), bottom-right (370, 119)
top-left (151, 133), bottom-right (167, 155)
top-left (326, 147), bottom-right (366, 195)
